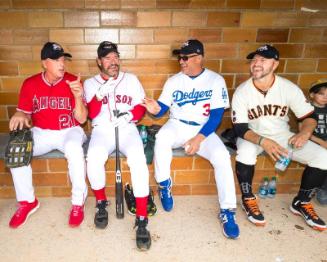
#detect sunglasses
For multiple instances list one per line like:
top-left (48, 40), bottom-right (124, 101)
top-left (177, 54), bottom-right (199, 61)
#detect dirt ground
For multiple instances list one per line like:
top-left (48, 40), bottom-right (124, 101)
top-left (0, 195), bottom-right (326, 262)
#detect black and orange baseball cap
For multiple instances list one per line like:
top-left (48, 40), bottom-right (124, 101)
top-left (246, 44), bottom-right (279, 60)
top-left (41, 42), bottom-right (72, 60)
top-left (172, 39), bottom-right (204, 56)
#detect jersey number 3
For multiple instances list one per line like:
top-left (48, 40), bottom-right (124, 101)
top-left (203, 103), bottom-right (210, 116)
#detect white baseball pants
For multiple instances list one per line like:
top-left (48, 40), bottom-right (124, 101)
top-left (10, 126), bottom-right (88, 205)
top-left (154, 119), bottom-right (237, 209)
top-left (86, 123), bottom-right (149, 197)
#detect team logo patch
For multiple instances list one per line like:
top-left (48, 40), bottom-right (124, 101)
top-left (173, 88), bottom-right (212, 106)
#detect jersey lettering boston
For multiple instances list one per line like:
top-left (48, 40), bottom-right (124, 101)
top-left (248, 104), bottom-right (288, 120)
top-left (173, 88), bottom-right (212, 106)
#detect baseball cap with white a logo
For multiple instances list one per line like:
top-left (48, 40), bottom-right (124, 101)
top-left (246, 44), bottom-right (279, 60)
top-left (172, 39), bottom-right (204, 56)
top-left (41, 42), bottom-right (72, 60)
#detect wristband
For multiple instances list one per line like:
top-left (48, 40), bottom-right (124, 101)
top-left (258, 136), bottom-right (264, 146)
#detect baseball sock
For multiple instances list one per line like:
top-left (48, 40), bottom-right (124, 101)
top-left (93, 187), bottom-right (107, 201)
top-left (136, 196), bottom-right (148, 218)
top-left (297, 166), bottom-right (327, 202)
top-left (236, 161), bottom-right (255, 198)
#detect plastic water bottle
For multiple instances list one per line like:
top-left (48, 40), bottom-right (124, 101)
top-left (275, 145), bottom-right (293, 173)
top-left (267, 176), bottom-right (277, 198)
top-left (139, 125), bottom-right (148, 147)
top-left (258, 177), bottom-right (269, 198)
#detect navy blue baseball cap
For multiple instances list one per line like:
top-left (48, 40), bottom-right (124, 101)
top-left (41, 42), bottom-right (72, 60)
top-left (97, 41), bottom-right (119, 58)
top-left (246, 44), bottom-right (279, 61)
top-left (172, 39), bottom-right (204, 56)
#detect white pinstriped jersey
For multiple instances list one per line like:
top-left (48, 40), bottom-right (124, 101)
top-left (158, 68), bottom-right (229, 125)
top-left (232, 75), bottom-right (314, 137)
top-left (84, 71), bottom-right (145, 126)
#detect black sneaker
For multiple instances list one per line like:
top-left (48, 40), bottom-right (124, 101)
top-left (125, 184), bottom-right (157, 216)
top-left (94, 200), bottom-right (108, 229)
top-left (241, 196), bottom-right (266, 226)
top-left (290, 197), bottom-right (326, 231)
top-left (124, 183), bottom-right (136, 215)
top-left (135, 217), bottom-right (151, 251)
top-left (147, 189), bottom-right (157, 216)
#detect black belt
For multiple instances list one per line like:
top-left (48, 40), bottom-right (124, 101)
top-left (179, 119), bottom-right (201, 126)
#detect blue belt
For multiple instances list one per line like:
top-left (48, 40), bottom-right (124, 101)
top-left (179, 119), bottom-right (201, 126)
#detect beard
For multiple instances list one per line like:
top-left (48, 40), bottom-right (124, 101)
top-left (99, 63), bottom-right (120, 78)
top-left (251, 65), bottom-right (274, 80)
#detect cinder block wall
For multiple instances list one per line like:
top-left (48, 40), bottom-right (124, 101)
top-left (0, 0), bottom-right (326, 198)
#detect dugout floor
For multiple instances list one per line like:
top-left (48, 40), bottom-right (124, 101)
top-left (0, 195), bottom-right (326, 262)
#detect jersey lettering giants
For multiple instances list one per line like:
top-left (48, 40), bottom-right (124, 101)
top-left (248, 104), bottom-right (288, 120)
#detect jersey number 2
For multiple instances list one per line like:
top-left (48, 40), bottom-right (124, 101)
top-left (59, 114), bottom-right (73, 129)
top-left (203, 103), bottom-right (210, 116)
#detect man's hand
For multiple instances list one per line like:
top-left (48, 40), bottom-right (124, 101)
top-left (112, 111), bottom-right (133, 128)
top-left (9, 111), bottom-right (31, 131)
top-left (183, 134), bottom-right (206, 155)
top-left (260, 137), bottom-right (288, 161)
top-left (66, 74), bottom-right (83, 99)
top-left (95, 77), bottom-right (115, 100)
top-left (142, 97), bottom-right (161, 115)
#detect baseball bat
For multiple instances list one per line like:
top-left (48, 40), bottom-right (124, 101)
top-left (114, 110), bottom-right (124, 219)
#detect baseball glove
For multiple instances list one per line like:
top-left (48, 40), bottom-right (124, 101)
top-left (5, 128), bottom-right (33, 168)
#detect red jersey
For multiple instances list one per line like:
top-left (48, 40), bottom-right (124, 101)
top-left (17, 72), bottom-right (80, 130)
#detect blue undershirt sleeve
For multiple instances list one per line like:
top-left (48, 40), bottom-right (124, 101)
top-left (199, 107), bottom-right (224, 137)
top-left (154, 101), bottom-right (169, 117)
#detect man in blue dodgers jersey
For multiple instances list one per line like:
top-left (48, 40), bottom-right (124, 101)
top-left (142, 39), bottom-right (239, 239)
top-left (232, 45), bottom-right (327, 231)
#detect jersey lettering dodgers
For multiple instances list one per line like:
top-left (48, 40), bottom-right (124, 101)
top-left (232, 75), bottom-right (314, 137)
top-left (17, 72), bottom-right (79, 130)
top-left (83, 71), bottom-right (145, 126)
top-left (158, 68), bottom-right (229, 125)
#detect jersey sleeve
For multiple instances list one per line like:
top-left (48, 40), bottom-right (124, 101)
top-left (289, 85), bottom-right (314, 119)
top-left (210, 76), bottom-right (229, 110)
top-left (17, 79), bottom-right (34, 114)
top-left (231, 88), bottom-right (249, 124)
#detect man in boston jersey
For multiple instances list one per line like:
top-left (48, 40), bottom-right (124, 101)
top-left (142, 39), bottom-right (240, 239)
top-left (231, 44), bottom-right (327, 231)
top-left (8, 42), bottom-right (88, 228)
top-left (83, 41), bottom-right (151, 250)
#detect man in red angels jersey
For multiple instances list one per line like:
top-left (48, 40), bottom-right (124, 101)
top-left (8, 42), bottom-right (88, 228)
top-left (84, 41), bottom-right (151, 250)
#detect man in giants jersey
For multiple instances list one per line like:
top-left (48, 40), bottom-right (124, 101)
top-left (232, 44), bottom-right (327, 231)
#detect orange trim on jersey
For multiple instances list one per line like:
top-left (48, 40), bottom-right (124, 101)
top-left (252, 75), bottom-right (275, 97)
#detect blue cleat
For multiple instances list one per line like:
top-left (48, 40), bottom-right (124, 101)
top-left (158, 178), bottom-right (174, 212)
top-left (219, 209), bottom-right (240, 239)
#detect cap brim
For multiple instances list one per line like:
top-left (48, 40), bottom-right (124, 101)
top-left (246, 51), bottom-right (257, 60)
top-left (309, 82), bottom-right (327, 93)
top-left (63, 53), bottom-right (72, 58)
top-left (172, 49), bottom-right (181, 56)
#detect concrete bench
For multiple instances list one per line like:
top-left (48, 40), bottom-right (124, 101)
top-left (0, 133), bottom-right (302, 199)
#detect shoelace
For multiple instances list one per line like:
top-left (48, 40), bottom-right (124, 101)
top-left (96, 201), bottom-right (108, 215)
top-left (14, 203), bottom-right (29, 217)
top-left (71, 206), bottom-right (82, 216)
top-left (221, 211), bottom-right (236, 224)
top-left (159, 185), bottom-right (172, 198)
top-left (245, 198), bottom-right (260, 215)
top-left (301, 202), bottom-right (318, 219)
